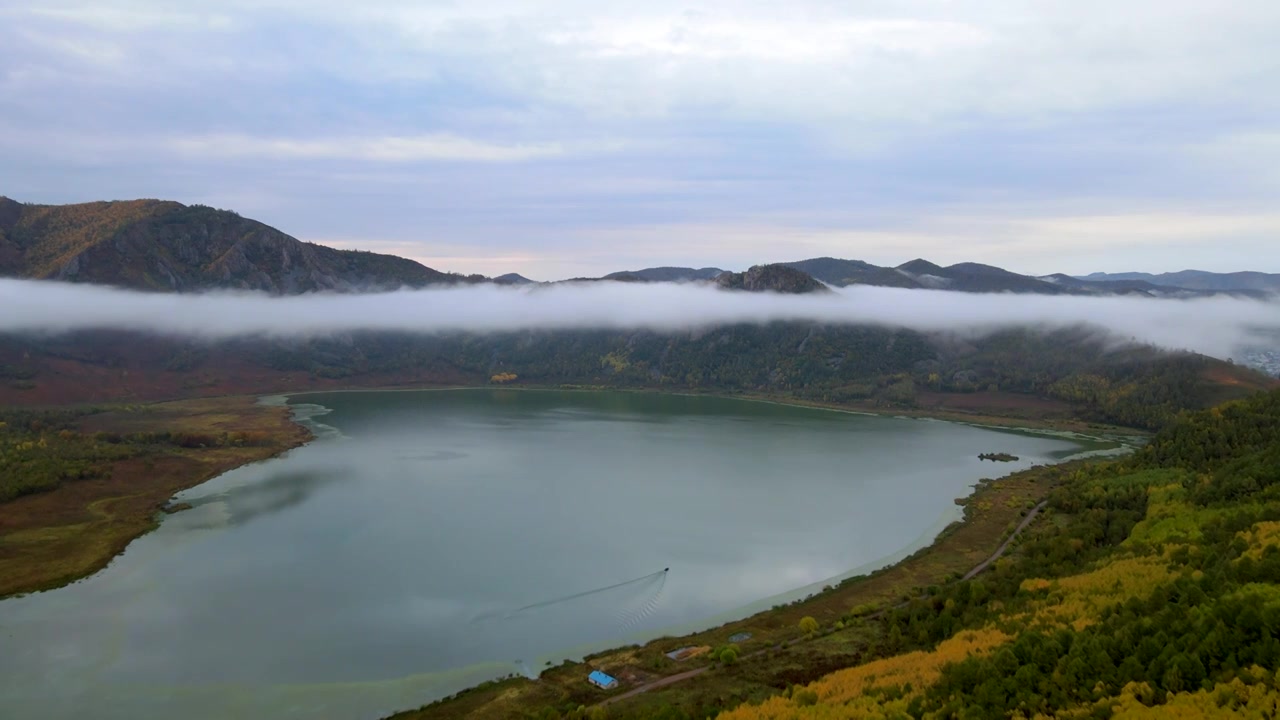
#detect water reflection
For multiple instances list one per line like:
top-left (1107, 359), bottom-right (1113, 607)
top-left (180, 467), bottom-right (348, 529)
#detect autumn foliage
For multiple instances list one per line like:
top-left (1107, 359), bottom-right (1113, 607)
top-left (704, 389), bottom-right (1280, 720)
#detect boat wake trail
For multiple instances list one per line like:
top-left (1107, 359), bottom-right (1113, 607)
top-left (470, 568), bottom-right (670, 627)
top-left (618, 571), bottom-right (666, 632)
top-left (510, 568), bottom-right (668, 616)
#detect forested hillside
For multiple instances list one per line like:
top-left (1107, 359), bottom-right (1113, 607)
top-left (0, 324), bottom-right (1272, 430)
top-left (0, 197), bottom-right (474, 293)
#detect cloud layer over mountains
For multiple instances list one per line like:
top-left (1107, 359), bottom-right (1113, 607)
top-left (3, 279), bottom-right (1277, 359)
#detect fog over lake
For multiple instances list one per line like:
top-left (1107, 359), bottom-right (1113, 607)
top-left (0, 390), bottom-right (1109, 719)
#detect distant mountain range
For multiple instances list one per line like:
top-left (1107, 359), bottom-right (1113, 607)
top-left (770, 258), bottom-right (1269, 297)
top-left (1080, 270), bottom-right (1280, 293)
top-left (603, 266), bottom-right (725, 282)
top-left (597, 259), bottom-right (1273, 298)
top-left (1, 197), bottom-right (1274, 299)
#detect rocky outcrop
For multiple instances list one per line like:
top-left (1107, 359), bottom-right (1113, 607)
top-left (715, 264), bottom-right (829, 294)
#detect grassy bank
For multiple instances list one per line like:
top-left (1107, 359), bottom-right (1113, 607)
top-left (391, 459), bottom-right (1076, 720)
top-left (0, 396), bottom-right (310, 598)
top-left (709, 389), bottom-right (1280, 719)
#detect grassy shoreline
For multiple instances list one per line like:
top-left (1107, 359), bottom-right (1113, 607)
top-left (0, 396), bottom-right (311, 598)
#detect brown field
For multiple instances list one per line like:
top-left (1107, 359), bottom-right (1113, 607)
top-left (0, 396), bottom-right (310, 598)
top-left (0, 332), bottom-right (481, 407)
top-left (1202, 365), bottom-right (1280, 406)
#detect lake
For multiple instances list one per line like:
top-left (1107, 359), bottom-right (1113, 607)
top-left (0, 389), bottom-right (1111, 719)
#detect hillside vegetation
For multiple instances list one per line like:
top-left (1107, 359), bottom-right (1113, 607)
top-left (693, 389), bottom-right (1280, 720)
top-left (0, 397), bottom-right (309, 597)
top-left (3, 323), bottom-right (1270, 430)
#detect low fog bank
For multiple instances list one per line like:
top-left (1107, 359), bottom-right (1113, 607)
top-left (2, 279), bottom-right (1277, 359)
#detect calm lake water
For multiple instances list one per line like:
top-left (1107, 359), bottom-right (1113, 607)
top-left (0, 390), bottom-right (1110, 719)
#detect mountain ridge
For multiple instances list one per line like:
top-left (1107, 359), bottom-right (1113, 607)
top-left (3, 197), bottom-right (1275, 299)
top-left (603, 266), bottom-right (725, 282)
top-left (1082, 269), bottom-right (1280, 292)
top-left (493, 272), bottom-right (535, 285)
top-left (0, 196), bottom-right (475, 294)
top-left (778, 256), bottom-right (1268, 297)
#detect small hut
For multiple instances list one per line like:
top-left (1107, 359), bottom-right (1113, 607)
top-left (588, 670), bottom-right (618, 690)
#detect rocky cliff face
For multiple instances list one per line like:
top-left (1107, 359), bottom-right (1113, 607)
top-left (0, 198), bottom-right (462, 294)
top-left (715, 264), bottom-right (829, 294)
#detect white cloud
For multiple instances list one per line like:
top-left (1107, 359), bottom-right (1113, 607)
top-left (14, 27), bottom-right (127, 66)
top-left (12, 1), bottom-right (1279, 128)
top-left (0, 127), bottom-right (584, 165)
top-left (543, 17), bottom-right (988, 62)
top-left (167, 133), bottom-right (569, 163)
top-left (284, 0), bottom-right (1280, 128)
top-left (25, 6), bottom-right (235, 32)
top-left (2, 279), bottom-right (1277, 360)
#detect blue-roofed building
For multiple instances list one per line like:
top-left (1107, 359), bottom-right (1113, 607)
top-left (588, 670), bottom-right (618, 690)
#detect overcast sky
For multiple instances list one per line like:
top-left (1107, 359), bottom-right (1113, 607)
top-left (2, 1), bottom-right (1278, 280)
